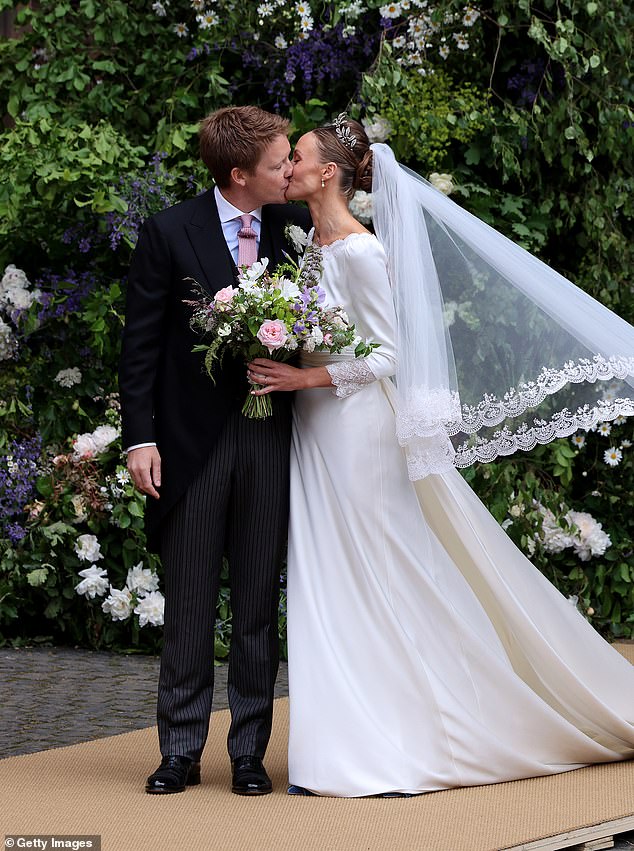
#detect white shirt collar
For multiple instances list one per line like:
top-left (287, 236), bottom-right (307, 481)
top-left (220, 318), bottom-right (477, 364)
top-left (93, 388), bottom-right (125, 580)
top-left (214, 185), bottom-right (262, 224)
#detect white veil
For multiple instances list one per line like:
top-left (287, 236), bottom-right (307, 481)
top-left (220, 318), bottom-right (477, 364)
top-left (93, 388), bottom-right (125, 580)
top-left (370, 143), bottom-right (634, 478)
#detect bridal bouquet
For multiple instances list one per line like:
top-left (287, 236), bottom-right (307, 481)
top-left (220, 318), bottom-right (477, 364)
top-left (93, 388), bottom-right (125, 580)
top-left (187, 226), bottom-right (377, 418)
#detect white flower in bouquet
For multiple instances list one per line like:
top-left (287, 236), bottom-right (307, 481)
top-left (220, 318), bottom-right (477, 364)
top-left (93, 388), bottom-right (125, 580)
top-left (329, 309), bottom-right (349, 328)
top-left (75, 533), bottom-right (103, 562)
top-left (0, 318), bottom-right (17, 360)
top-left (276, 276), bottom-right (302, 301)
top-left (134, 590), bottom-right (165, 627)
top-left (306, 327), bottom-right (324, 351)
top-left (75, 565), bottom-right (109, 599)
top-left (349, 190), bottom-right (373, 224)
top-left (286, 225), bottom-right (309, 254)
top-left (239, 259), bottom-right (269, 286)
top-left (102, 587), bottom-right (133, 621)
top-left (54, 367), bottom-right (82, 388)
top-left (126, 562), bottom-right (160, 595)
top-left (429, 173), bottom-right (455, 196)
top-left (362, 115), bottom-right (393, 143)
top-left (92, 424), bottom-right (120, 453)
top-left (566, 510), bottom-right (611, 562)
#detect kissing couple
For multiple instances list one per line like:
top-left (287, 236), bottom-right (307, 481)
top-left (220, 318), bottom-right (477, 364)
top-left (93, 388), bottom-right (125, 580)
top-left (120, 105), bottom-right (634, 798)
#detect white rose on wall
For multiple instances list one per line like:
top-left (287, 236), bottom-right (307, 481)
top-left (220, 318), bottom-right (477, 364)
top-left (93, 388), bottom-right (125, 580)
top-left (74, 533), bottom-right (103, 562)
top-left (74, 566), bottom-right (109, 599)
top-left (126, 562), bottom-right (160, 595)
top-left (102, 587), bottom-right (133, 621)
top-left (134, 591), bottom-right (165, 627)
top-left (362, 115), bottom-right (393, 143)
top-left (429, 173), bottom-right (455, 195)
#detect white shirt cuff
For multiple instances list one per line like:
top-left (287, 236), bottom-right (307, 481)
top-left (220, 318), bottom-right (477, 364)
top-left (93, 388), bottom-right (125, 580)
top-left (125, 442), bottom-right (157, 453)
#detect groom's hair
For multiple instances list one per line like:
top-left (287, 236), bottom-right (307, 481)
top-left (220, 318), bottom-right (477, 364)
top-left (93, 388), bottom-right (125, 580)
top-left (199, 106), bottom-right (289, 188)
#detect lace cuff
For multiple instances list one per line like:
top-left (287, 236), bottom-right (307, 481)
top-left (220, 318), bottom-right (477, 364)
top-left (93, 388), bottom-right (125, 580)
top-left (326, 360), bottom-right (376, 398)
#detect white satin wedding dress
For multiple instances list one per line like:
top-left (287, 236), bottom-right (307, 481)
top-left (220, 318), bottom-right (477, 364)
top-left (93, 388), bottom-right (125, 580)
top-left (286, 232), bottom-right (634, 797)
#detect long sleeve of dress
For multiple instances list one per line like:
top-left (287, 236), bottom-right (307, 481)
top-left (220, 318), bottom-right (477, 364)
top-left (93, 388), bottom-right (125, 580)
top-left (325, 236), bottom-right (397, 397)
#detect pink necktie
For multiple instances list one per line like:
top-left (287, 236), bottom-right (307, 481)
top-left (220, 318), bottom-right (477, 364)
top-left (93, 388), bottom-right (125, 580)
top-left (237, 214), bottom-right (258, 268)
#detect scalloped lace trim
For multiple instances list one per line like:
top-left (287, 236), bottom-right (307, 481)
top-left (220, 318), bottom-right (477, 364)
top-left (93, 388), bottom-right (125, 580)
top-left (326, 359), bottom-right (376, 398)
top-left (396, 387), bottom-right (462, 440)
top-left (401, 432), bottom-right (457, 480)
top-left (454, 398), bottom-right (634, 468)
top-left (446, 355), bottom-right (634, 436)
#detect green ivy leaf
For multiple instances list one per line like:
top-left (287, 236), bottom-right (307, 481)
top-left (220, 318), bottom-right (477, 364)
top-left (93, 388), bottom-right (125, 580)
top-left (26, 568), bottom-right (49, 587)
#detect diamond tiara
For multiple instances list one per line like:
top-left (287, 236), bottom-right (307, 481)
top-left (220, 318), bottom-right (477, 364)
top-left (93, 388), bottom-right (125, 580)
top-left (333, 113), bottom-right (357, 150)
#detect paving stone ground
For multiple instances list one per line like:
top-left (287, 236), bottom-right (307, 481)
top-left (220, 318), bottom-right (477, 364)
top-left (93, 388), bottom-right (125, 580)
top-left (0, 647), bottom-right (287, 758)
top-left (0, 648), bottom-right (632, 851)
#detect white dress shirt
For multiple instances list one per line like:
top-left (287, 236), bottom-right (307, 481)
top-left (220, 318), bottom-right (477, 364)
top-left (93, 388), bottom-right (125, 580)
top-left (214, 185), bottom-right (262, 266)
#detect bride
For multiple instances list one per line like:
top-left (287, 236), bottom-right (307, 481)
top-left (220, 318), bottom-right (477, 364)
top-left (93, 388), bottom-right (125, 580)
top-left (247, 116), bottom-right (634, 797)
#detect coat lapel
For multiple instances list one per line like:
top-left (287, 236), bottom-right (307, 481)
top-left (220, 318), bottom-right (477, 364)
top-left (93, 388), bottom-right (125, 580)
top-left (259, 206), bottom-right (284, 266)
top-left (184, 190), bottom-right (236, 296)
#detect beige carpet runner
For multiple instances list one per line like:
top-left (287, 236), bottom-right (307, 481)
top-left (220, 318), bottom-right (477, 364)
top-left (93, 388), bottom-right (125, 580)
top-left (2, 644), bottom-right (634, 851)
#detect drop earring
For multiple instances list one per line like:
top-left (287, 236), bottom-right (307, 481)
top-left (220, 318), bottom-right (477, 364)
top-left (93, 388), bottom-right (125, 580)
top-left (321, 178), bottom-right (325, 189)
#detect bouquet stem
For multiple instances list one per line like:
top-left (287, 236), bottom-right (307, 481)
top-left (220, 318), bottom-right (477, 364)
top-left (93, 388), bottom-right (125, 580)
top-left (242, 385), bottom-right (273, 419)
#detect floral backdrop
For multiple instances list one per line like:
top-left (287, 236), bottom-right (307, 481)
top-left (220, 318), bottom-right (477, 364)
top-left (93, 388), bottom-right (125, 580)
top-left (0, 0), bottom-right (632, 654)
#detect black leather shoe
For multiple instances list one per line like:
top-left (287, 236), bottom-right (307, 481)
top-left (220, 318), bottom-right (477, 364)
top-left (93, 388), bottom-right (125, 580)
top-left (145, 755), bottom-right (201, 794)
top-left (231, 755), bottom-right (272, 796)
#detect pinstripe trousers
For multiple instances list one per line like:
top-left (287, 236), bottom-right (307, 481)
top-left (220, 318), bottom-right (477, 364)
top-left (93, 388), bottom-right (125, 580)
top-left (157, 406), bottom-right (291, 762)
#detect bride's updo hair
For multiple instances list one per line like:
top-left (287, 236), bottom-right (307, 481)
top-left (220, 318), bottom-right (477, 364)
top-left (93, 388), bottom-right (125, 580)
top-left (312, 115), bottom-right (372, 200)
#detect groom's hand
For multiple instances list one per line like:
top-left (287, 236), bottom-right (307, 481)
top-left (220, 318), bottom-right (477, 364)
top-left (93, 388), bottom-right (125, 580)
top-left (127, 446), bottom-right (162, 499)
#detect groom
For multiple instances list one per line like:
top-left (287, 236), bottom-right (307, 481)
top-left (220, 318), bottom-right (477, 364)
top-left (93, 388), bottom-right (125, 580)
top-left (119, 106), bottom-right (310, 795)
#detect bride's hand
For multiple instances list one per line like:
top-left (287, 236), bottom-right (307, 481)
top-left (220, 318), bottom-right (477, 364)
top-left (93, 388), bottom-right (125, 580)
top-left (247, 358), bottom-right (332, 394)
top-left (247, 358), bottom-right (304, 394)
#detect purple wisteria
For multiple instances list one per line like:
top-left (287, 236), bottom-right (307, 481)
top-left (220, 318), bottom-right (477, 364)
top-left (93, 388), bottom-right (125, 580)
top-left (507, 58), bottom-right (565, 107)
top-left (0, 434), bottom-right (42, 542)
top-left (104, 152), bottom-right (177, 250)
top-left (242, 22), bottom-right (380, 108)
top-left (34, 270), bottom-right (97, 324)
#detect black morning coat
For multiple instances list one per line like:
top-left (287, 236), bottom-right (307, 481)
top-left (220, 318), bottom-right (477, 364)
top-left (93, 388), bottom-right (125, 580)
top-left (118, 189), bottom-right (311, 551)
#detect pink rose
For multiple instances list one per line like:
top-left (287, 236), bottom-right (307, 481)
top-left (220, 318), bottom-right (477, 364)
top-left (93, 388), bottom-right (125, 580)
top-left (323, 332), bottom-right (333, 346)
top-left (214, 286), bottom-right (236, 304)
top-left (257, 319), bottom-right (288, 353)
